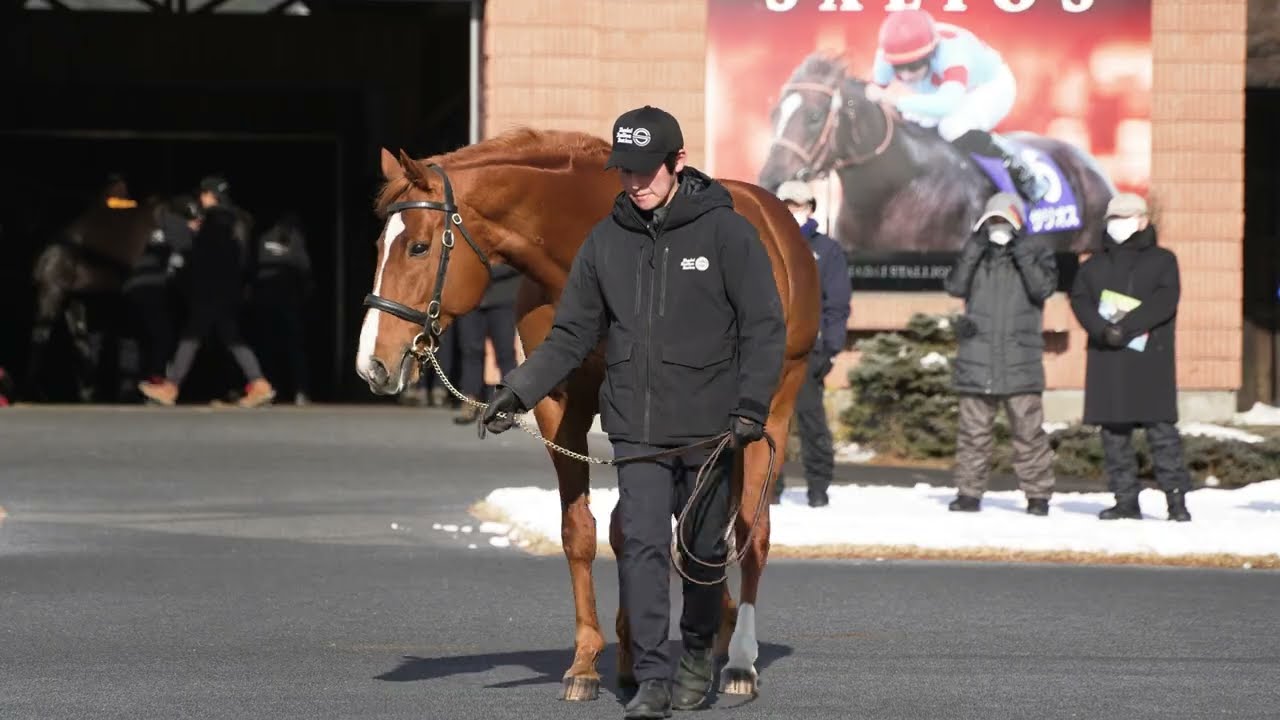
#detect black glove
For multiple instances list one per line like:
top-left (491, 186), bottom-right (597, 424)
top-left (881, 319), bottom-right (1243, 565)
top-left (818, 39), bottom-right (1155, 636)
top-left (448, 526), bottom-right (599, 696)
top-left (481, 386), bottom-right (525, 434)
top-left (1101, 323), bottom-right (1126, 348)
top-left (953, 315), bottom-right (978, 340)
top-left (729, 415), bottom-right (765, 449)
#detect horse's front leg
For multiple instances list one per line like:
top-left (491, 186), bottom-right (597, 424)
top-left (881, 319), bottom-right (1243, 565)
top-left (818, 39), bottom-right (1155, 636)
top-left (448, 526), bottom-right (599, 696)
top-left (720, 359), bottom-right (806, 696)
top-left (531, 375), bottom-right (605, 702)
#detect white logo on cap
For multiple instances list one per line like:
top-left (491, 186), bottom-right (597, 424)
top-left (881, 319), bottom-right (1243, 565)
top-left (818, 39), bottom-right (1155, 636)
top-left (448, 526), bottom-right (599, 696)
top-left (632, 127), bottom-right (651, 147)
top-left (616, 127), bottom-right (634, 144)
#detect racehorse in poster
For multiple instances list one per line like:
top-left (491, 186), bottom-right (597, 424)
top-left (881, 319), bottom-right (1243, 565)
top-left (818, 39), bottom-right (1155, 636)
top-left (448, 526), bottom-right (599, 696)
top-left (758, 51), bottom-right (1116, 254)
top-left (355, 129), bottom-right (819, 702)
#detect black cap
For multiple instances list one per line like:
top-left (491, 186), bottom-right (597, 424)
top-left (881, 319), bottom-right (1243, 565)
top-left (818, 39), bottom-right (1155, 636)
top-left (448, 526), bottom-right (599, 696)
top-left (605, 105), bottom-right (684, 173)
top-left (199, 175), bottom-right (230, 195)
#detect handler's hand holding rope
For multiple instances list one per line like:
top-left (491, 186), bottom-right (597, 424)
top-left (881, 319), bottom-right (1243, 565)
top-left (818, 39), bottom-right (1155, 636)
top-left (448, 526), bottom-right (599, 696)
top-left (420, 348), bottom-right (775, 586)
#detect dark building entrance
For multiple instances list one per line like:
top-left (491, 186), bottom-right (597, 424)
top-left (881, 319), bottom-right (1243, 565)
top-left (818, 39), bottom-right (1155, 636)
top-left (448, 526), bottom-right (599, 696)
top-left (0, 0), bottom-right (473, 402)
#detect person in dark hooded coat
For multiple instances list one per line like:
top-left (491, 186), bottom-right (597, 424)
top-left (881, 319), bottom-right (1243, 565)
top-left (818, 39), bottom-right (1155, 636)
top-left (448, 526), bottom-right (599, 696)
top-left (1069, 192), bottom-right (1192, 522)
top-left (480, 106), bottom-right (785, 718)
top-left (138, 176), bottom-right (276, 408)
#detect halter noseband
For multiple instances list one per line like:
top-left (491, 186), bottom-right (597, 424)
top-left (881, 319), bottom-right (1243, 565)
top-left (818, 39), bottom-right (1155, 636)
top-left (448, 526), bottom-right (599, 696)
top-left (362, 163), bottom-right (491, 357)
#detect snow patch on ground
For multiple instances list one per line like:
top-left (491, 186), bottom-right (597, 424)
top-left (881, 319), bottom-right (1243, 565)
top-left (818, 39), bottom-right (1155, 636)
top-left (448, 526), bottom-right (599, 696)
top-left (1178, 422), bottom-right (1264, 444)
top-left (1233, 402), bottom-right (1280, 427)
top-left (477, 481), bottom-right (1280, 560)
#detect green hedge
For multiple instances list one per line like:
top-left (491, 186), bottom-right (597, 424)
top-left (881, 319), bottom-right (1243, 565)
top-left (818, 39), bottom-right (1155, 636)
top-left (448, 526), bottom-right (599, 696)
top-left (836, 313), bottom-right (1280, 488)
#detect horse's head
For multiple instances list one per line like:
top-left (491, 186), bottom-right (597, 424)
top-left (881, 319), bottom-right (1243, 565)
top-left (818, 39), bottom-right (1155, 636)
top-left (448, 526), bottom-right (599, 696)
top-left (758, 52), bottom-right (851, 191)
top-left (356, 148), bottom-right (495, 395)
top-left (758, 52), bottom-right (897, 191)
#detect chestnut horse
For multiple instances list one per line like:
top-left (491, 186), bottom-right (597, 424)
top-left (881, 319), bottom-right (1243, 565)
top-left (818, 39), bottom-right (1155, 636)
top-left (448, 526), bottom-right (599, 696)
top-left (355, 128), bottom-right (818, 701)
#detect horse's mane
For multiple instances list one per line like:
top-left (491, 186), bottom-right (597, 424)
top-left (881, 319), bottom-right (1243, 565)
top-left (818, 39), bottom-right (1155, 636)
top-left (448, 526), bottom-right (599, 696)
top-left (788, 50), bottom-right (850, 85)
top-left (375, 128), bottom-right (611, 215)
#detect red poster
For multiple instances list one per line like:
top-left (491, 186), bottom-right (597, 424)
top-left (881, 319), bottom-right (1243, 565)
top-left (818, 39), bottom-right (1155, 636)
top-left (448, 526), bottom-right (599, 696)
top-left (706, 0), bottom-right (1152, 281)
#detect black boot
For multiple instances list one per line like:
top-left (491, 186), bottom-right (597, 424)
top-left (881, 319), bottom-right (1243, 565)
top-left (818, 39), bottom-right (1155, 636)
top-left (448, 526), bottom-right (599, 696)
top-left (1026, 498), bottom-right (1049, 516)
top-left (988, 133), bottom-right (1047, 205)
top-left (1099, 495), bottom-right (1142, 520)
top-left (671, 649), bottom-right (715, 711)
top-left (1166, 489), bottom-right (1191, 522)
top-left (807, 488), bottom-right (830, 508)
top-left (624, 679), bottom-right (672, 719)
top-left (956, 130), bottom-right (1046, 205)
top-left (949, 494), bottom-right (980, 512)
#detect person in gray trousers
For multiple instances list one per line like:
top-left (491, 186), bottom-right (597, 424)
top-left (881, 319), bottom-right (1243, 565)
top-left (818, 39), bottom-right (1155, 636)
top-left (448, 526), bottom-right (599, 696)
top-left (944, 192), bottom-right (1058, 516)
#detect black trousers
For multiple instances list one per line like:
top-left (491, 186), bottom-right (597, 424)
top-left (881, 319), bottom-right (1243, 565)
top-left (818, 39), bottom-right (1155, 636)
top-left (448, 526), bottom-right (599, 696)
top-left (1100, 422), bottom-right (1192, 498)
top-left (613, 441), bottom-right (734, 683)
top-left (776, 353), bottom-right (834, 500)
top-left (253, 301), bottom-right (308, 397)
top-left (126, 284), bottom-right (174, 381)
top-left (456, 304), bottom-right (517, 400)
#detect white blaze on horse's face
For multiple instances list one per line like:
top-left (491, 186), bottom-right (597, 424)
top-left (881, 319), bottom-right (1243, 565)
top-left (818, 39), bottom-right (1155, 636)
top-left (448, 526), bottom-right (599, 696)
top-left (774, 92), bottom-right (804, 139)
top-left (356, 211), bottom-right (405, 380)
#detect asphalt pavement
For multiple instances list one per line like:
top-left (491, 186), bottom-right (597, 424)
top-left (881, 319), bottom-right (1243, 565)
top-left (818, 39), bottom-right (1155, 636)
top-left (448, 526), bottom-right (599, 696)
top-left (1, 406), bottom-right (1277, 720)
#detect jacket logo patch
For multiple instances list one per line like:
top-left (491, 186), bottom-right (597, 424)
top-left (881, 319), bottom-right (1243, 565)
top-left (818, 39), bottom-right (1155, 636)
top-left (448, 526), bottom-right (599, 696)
top-left (680, 256), bottom-right (710, 272)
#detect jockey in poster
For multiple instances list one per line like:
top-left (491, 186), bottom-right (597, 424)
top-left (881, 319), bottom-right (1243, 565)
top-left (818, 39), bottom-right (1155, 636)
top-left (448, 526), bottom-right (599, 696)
top-left (866, 9), bottom-right (1047, 205)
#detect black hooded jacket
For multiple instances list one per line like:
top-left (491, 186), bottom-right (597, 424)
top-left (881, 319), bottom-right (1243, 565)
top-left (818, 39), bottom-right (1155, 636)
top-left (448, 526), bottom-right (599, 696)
top-left (502, 167), bottom-right (786, 446)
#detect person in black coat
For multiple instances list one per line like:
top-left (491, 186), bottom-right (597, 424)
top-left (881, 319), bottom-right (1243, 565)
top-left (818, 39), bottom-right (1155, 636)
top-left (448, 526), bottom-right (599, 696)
top-left (771, 180), bottom-right (851, 507)
top-left (138, 176), bottom-right (276, 408)
top-left (481, 106), bottom-right (785, 718)
top-left (452, 264), bottom-right (521, 424)
top-left (1068, 193), bottom-right (1192, 522)
top-left (250, 212), bottom-right (314, 404)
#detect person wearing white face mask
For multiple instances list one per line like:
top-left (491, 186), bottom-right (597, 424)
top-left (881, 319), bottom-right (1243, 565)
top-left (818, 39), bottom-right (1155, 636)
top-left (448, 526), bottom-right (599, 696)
top-left (1069, 193), bottom-right (1192, 522)
top-left (943, 192), bottom-right (1059, 515)
top-left (773, 181), bottom-right (851, 507)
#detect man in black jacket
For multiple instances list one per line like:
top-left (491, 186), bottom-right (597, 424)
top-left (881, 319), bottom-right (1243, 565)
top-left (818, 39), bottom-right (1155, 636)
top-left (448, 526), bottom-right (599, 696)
top-left (482, 106), bottom-right (786, 718)
top-left (138, 176), bottom-right (276, 408)
top-left (772, 180), bottom-right (851, 507)
top-left (944, 192), bottom-right (1058, 515)
top-left (1069, 193), bottom-right (1191, 522)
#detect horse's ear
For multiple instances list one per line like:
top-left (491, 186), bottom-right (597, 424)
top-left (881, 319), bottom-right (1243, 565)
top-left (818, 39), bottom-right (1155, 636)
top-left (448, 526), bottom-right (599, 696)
top-left (398, 149), bottom-right (431, 190)
top-left (379, 147), bottom-right (404, 182)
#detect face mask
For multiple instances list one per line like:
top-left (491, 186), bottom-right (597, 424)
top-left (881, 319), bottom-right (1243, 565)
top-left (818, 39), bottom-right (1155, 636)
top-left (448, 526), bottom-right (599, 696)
top-left (987, 227), bottom-right (1012, 246)
top-left (792, 211), bottom-right (810, 227)
top-left (1107, 218), bottom-right (1139, 243)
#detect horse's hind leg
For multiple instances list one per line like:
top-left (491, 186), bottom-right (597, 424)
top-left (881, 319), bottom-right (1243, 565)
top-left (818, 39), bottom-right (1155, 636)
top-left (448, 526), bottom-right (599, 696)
top-left (720, 360), bottom-right (805, 696)
top-left (532, 378), bottom-right (605, 702)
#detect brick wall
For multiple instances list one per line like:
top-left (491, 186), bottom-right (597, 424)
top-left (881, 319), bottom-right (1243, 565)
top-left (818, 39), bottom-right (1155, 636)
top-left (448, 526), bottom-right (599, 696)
top-left (481, 0), bottom-right (1247, 395)
top-left (483, 0), bottom-right (707, 161)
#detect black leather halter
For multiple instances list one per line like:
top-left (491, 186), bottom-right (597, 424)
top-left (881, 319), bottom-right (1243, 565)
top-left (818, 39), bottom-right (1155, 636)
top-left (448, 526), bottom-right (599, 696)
top-left (362, 163), bottom-right (490, 355)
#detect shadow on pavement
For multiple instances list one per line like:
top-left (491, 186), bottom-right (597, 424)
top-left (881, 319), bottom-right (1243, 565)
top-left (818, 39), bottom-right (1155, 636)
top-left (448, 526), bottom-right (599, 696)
top-left (375, 640), bottom-right (794, 706)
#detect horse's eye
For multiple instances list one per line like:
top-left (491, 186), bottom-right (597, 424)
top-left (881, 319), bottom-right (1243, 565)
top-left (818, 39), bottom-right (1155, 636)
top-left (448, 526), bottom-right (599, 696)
top-left (808, 112), bottom-right (825, 125)
top-left (409, 242), bottom-right (429, 257)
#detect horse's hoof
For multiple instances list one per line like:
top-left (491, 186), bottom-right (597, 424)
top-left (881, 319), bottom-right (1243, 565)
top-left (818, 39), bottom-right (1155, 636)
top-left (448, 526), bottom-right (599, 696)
top-left (719, 667), bottom-right (758, 696)
top-left (560, 675), bottom-right (600, 702)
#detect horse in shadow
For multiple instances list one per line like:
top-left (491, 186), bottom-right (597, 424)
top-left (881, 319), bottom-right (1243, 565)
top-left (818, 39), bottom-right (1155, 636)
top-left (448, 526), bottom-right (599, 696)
top-left (26, 195), bottom-right (164, 402)
top-left (758, 51), bottom-right (1116, 255)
